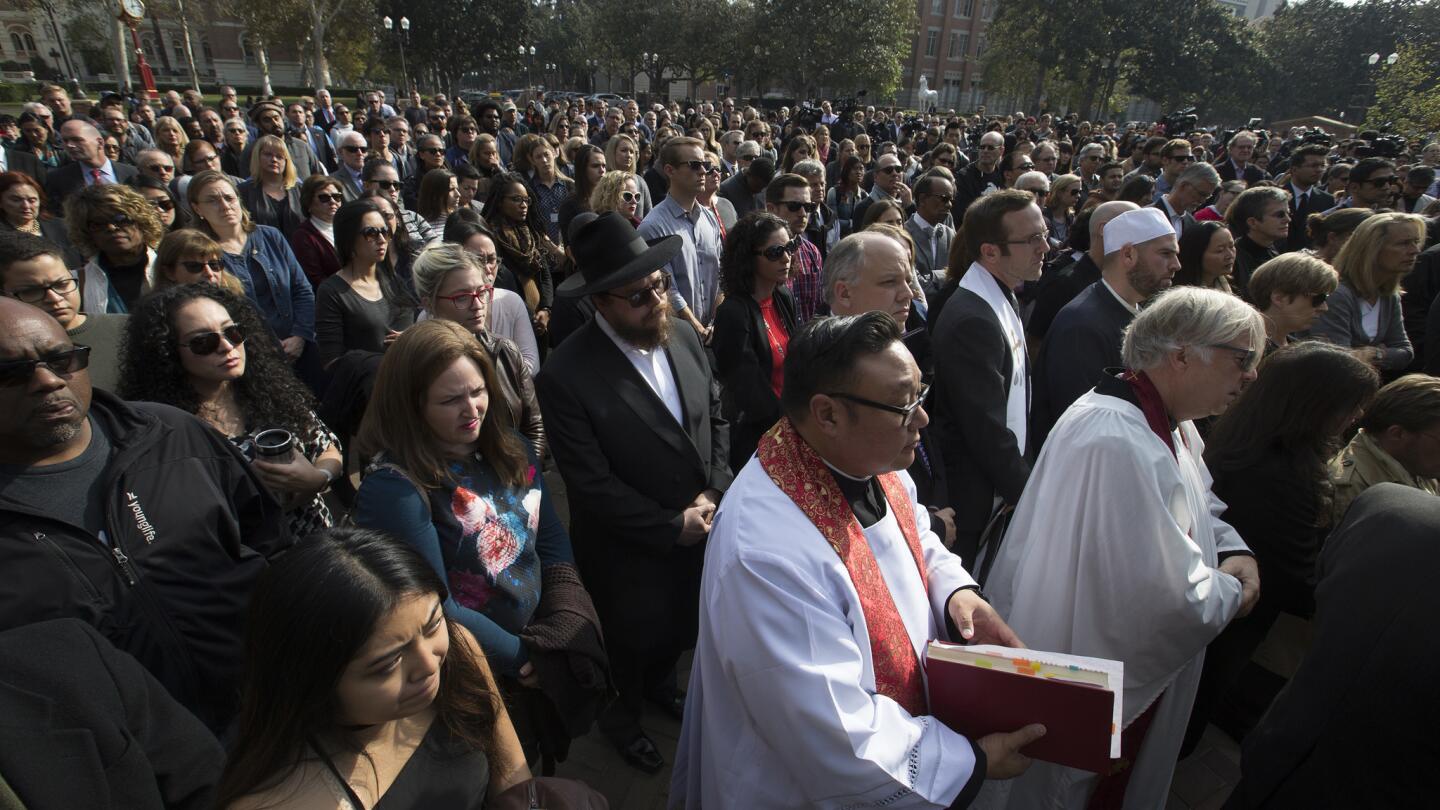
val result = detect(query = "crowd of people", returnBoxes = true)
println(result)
[1,78,1439,809]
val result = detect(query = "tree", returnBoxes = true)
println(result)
[1366,42,1440,132]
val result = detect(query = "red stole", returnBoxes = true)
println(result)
[757,418,930,716]
[1121,370,1177,459]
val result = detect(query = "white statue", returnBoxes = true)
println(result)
[918,75,939,111]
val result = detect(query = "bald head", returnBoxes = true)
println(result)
[1088,201,1140,258]
[59,119,105,167]
[0,298,93,465]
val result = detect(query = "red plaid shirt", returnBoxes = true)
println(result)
[789,236,824,323]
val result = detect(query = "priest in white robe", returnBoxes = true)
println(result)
[671,313,1046,809]
[977,287,1263,810]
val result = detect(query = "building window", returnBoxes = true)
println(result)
[931,0,944,15]
[240,34,257,66]
[173,37,187,64]
[981,0,994,20]
[10,28,37,56]
[8,33,20,55]
[956,0,974,17]
[975,34,988,59]
[948,32,960,60]
[925,29,939,58]
[201,38,213,63]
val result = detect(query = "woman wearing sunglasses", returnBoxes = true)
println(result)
[1247,254,1339,351]
[118,284,342,536]
[590,169,643,227]
[411,242,545,458]
[126,174,188,233]
[712,212,798,472]
[151,229,246,296]
[289,175,345,288]
[1043,173,1082,248]
[64,184,164,314]
[314,199,418,369]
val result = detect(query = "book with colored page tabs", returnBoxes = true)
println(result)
[925,642,1123,774]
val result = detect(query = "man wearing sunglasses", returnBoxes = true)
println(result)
[849,152,912,231]
[334,131,369,201]
[0,232,127,391]
[674,312,1039,808]
[0,295,290,733]
[764,174,825,322]
[638,137,725,341]
[1342,156,1400,212]
[1150,138,1197,203]
[952,130,1005,221]
[242,100,318,180]
[540,213,731,774]
[1227,186,1291,299]
[906,173,956,297]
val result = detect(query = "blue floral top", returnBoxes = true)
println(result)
[354,444,573,675]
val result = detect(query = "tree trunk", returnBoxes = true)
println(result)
[176,0,201,91]
[310,2,332,89]
[1078,62,1097,120]
[113,17,131,93]
[1031,61,1046,113]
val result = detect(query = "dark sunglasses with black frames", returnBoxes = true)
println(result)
[602,274,672,307]
[755,237,800,261]
[0,344,91,386]
[184,325,246,356]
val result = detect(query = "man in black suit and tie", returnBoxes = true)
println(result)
[2,142,45,183]
[930,190,1043,567]
[43,119,137,216]
[1282,144,1335,252]
[1217,130,1269,186]
[1152,161,1219,237]
[537,213,732,774]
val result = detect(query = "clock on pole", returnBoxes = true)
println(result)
[116,0,159,100]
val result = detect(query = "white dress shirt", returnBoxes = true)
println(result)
[957,262,1029,454]
[596,310,683,426]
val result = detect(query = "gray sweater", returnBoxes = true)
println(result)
[1311,281,1413,370]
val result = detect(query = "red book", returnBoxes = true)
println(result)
[924,642,1123,774]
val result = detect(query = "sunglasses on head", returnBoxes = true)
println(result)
[179,259,225,275]
[0,345,91,386]
[184,325,244,355]
[755,237,800,261]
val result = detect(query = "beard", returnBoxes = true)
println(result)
[610,299,672,350]
[1129,263,1174,300]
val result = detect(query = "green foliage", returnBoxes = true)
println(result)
[1365,42,1440,133]
[754,0,915,98]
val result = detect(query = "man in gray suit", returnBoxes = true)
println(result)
[905,173,955,296]
[333,131,368,201]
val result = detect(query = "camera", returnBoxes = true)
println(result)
[1161,107,1198,137]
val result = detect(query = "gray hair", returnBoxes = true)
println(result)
[411,242,480,306]
[1078,143,1106,158]
[1176,161,1219,188]
[1014,171,1050,193]
[822,231,888,306]
[792,158,824,179]
[1122,287,1265,371]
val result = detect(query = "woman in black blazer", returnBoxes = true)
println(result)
[713,211,799,472]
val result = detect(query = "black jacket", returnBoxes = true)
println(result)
[712,287,797,472]
[1284,186,1335,252]
[0,391,291,732]
[930,281,1032,564]
[1228,484,1440,809]
[1401,243,1440,371]
[0,619,224,810]
[42,161,139,216]
[1232,235,1278,302]
[1035,279,1135,442]
[953,162,1005,221]
[536,317,731,654]
[1027,252,1102,342]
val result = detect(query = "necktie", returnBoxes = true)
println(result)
[91,168,106,185]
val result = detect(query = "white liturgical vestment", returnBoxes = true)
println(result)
[975,384,1249,810]
[671,459,981,809]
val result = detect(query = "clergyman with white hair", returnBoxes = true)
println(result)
[976,286,1263,810]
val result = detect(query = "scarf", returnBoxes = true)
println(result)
[493,221,543,312]
[757,418,930,716]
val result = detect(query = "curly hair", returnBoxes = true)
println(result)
[118,284,319,440]
[64,184,165,258]
[720,211,789,297]
[589,170,638,217]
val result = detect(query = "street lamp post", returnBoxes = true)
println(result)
[382,15,411,95]
[586,58,597,93]
[1359,51,1399,122]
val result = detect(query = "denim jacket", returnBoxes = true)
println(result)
[221,224,316,341]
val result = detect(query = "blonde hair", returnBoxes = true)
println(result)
[1333,212,1425,299]
[604,133,639,173]
[590,170,639,215]
[152,116,190,161]
[64,184,165,257]
[1049,174,1082,213]
[249,135,298,189]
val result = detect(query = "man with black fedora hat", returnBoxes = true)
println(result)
[537,212,733,773]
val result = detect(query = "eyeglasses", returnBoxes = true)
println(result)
[602,274,671,307]
[0,345,91,386]
[184,325,245,356]
[506,194,530,205]
[360,226,391,242]
[1207,343,1257,370]
[1310,292,1329,307]
[343,145,369,153]
[620,191,640,203]
[826,383,930,428]
[700,164,721,175]
[419,147,444,155]
[1016,163,1036,171]
[147,164,175,175]
[315,192,344,204]
[877,165,902,174]
[437,286,494,307]
[86,214,136,232]
[470,252,500,266]
[178,259,225,275]
[5,277,78,303]
[147,197,175,212]
[1000,230,1051,249]
[780,201,819,214]
[755,237,800,261]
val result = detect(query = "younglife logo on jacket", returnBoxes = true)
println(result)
[127,491,157,544]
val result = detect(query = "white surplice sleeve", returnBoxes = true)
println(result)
[709,544,979,808]
[905,472,980,631]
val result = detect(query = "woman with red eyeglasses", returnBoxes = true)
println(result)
[118,284,342,536]
[411,241,545,459]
